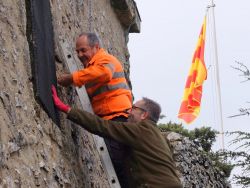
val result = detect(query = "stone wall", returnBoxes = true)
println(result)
[165,132,231,188]
[0,0,230,187]
[0,0,139,187]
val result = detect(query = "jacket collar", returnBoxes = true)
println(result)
[87,48,105,66]
[142,119,157,127]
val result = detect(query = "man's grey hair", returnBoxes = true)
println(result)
[142,97,161,123]
[79,32,100,47]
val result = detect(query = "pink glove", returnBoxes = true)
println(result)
[51,85,70,113]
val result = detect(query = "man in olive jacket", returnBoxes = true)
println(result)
[52,86,182,188]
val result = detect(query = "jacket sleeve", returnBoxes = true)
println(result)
[72,62,114,87]
[67,108,140,147]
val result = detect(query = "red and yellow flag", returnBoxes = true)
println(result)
[178,16,207,124]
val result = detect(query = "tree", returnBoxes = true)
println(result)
[229,61,250,118]
[159,122,218,152]
[159,122,219,153]
[223,62,250,187]
[219,131,250,187]
[158,122,233,177]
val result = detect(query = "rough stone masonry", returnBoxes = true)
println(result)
[0,0,230,187]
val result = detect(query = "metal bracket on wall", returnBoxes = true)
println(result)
[58,40,120,188]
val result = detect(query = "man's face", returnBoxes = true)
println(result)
[128,100,148,123]
[76,36,98,67]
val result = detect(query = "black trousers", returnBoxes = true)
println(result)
[104,116,130,188]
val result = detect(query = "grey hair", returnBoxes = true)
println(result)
[78,32,100,47]
[142,97,161,123]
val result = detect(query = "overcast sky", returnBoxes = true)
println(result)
[128,1,249,185]
[128,0,249,152]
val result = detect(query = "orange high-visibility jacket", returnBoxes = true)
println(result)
[72,48,132,120]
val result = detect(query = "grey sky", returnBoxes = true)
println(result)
[128,0,249,162]
[128,1,249,185]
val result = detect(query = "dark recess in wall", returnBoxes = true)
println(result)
[25,0,60,126]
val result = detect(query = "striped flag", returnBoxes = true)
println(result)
[178,16,207,124]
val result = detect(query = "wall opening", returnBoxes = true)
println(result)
[26,0,60,126]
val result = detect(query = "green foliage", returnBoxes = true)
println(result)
[209,151,234,178]
[158,121,190,137]
[229,63,250,187]
[158,122,233,178]
[190,126,219,152]
[158,122,218,152]
[219,131,250,187]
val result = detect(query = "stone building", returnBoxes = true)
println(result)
[0,0,229,187]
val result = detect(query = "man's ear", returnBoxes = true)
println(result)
[141,111,149,120]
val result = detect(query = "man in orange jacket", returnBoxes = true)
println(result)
[57,32,132,187]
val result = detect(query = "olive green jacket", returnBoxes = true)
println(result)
[68,108,182,188]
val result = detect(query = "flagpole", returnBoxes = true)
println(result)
[209,0,225,150]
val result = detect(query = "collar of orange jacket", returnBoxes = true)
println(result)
[87,48,106,66]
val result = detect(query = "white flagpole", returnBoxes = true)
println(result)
[209,0,225,150]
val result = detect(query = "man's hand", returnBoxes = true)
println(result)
[57,73,73,87]
[51,85,71,113]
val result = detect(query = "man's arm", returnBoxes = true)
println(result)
[52,85,138,146]
[57,62,113,87]
[67,108,140,147]
[72,63,113,87]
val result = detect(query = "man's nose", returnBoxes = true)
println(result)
[125,108,132,113]
[78,52,83,57]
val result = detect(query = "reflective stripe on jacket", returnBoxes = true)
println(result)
[72,48,132,119]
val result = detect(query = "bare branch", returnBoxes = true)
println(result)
[229,61,250,118]
[228,108,250,118]
[231,61,250,82]
[241,78,250,83]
